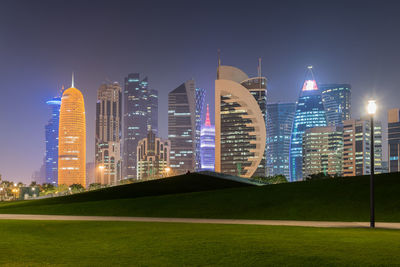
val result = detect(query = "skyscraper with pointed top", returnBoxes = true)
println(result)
[58,75,86,187]
[200,104,215,171]
[289,66,327,181]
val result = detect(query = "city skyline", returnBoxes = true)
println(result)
[1,0,400,182]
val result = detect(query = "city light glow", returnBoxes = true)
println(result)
[367,100,377,115]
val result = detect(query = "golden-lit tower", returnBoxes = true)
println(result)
[58,74,86,187]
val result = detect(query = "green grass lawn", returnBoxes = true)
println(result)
[0,220,399,266]
[1,172,400,222]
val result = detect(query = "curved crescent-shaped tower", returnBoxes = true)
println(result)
[58,85,86,187]
[215,65,266,178]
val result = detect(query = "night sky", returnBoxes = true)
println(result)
[1,0,400,183]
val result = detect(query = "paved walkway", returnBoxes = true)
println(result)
[0,214,399,229]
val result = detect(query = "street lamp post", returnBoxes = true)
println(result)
[367,100,377,228]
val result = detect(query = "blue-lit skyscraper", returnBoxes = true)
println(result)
[195,87,206,171]
[200,104,215,171]
[266,102,296,178]
[289,67,327,181]
[320,84,351,126]
[45,96,62,185]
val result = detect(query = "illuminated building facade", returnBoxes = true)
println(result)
[388,109,400,172]
[200,104,215,171]
[302,126,343,177]
[168,80,196,173]
[320,84,351,126]
[215,65,266,178]
[95,82,122,185]
[195,87,206,171]
[58,81,86,187]
[266,102,296,177]
[342,118,382,176]
[123,73,158,180]
[45,96,61,185]
[289,68,327,181]
[137,130,170,180]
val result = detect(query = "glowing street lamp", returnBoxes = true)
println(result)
[164,167,171,177]
[367,100,376,228]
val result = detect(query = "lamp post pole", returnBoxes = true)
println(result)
[370,113,375,228]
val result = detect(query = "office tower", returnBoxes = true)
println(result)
[58,77,86,187]
[195,87,206,171]
[137,130,170,180]
[86,162,95,186]
[32,163,46,184]
[388,108,400,172]
[168,80,196,173]
[200,104,215,171]
[290,67,327,182]
[302,126,343,178]
[215,64,266,178]
[123,73,158,180]
[95,82,122,185]
[342,118,382,176]
[266,102,296,178]
[45,96,61,185]
[320,84,351,126]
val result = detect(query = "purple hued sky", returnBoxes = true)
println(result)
[1,0,400,183]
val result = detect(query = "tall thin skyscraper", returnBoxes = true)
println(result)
[200,104,215,171]
[123,73,158,180]
[289,67,327,182]
[168,80,196,173]
[320,84,351,126]
[266,102,296,178]
[45,95,61,185]
[387,109,400,172]
[95,82,122,185]
[195,87,206,171]
[215,64,266,178]
[58,76,86,187]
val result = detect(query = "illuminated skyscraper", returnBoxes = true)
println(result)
[95,82,122,185]
[168,80,196,173]
[388,108,400,172]
[58,77,86,187]
[215,63,266,178]
[123,73,158,180]
[342,118,382,176]
[266,102,296,177]
[45,95,61,185]
[320,84,351,126]
[195,87,206,171]
[200,104,215,171]
[289,67,327,181]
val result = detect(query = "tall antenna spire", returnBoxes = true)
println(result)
[71,72,75,88]
[205,104,211,127]
[217,49,221,80]
[258,58,262,77]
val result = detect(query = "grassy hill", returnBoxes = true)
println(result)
[1,172,400,222]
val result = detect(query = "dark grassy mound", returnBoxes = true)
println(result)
[1,172,399,222]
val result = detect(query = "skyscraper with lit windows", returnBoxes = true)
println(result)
[200,104,215,171]
[58,78,86,187]
[388,108,400,172]
[320,84,351,126]
[45,95,61,185]
[123,73,158,180]
[195,87,206,171]
[289,67,327,181]
[95,82,122,185]
[266,102,295,178]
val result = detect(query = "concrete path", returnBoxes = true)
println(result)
[0,214,399,229]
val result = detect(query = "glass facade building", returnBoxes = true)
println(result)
[95,82,122,185]
[123,73,158,180]
[320,84,351,126]
[195,87,206,171]
[200,104,215,171]
[387,109,400,172]
[45,96,61,185]
[266,102,295,178]
[290,74,327,181]
[168,80,196,173]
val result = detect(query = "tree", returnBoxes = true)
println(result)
[251,175,288,185]
[305,172,332,181]
[88,183,101,190]
[69,183,85,193]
